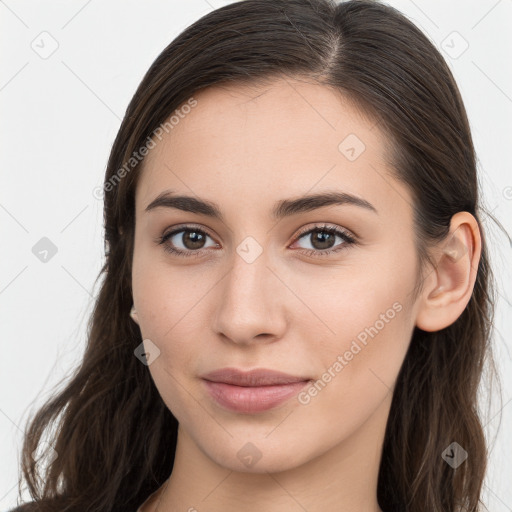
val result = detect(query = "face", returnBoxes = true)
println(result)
[131,77,423,474]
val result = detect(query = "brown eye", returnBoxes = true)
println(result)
[292,225,356,257]
[304,230,337,250]
[175,230,208,250]
[159,227,218,256]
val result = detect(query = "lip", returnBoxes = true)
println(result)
[201,367,312,414]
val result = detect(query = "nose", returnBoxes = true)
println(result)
[212,245,288,347]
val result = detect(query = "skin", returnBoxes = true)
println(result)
[130,77,481,512]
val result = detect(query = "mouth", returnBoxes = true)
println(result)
[201,367,312,414]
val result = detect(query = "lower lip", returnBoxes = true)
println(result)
[202,379,311,413]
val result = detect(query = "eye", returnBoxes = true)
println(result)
[157,225,218,257]
[290,224,356,257]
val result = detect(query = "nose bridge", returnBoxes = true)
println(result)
[213,237,287,344]
[231,236,269,296]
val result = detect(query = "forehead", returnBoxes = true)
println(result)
[135,78,412,224]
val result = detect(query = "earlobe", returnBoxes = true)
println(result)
[130,305,139,325]
[415,212,481,332]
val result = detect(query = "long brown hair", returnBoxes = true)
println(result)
[12,0,504,510]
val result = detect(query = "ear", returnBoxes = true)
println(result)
[130,305,140,325]
[415,212,482,332]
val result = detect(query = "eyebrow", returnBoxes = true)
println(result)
[144,190,378,220]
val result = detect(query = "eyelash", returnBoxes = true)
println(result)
[156,223,357,258]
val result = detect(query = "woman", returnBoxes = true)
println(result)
[10,0,502,511]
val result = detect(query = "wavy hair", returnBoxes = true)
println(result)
[12,0,504,511]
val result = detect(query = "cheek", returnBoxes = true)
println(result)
[131,251,212,402]
[295,309,410,443]
[132,265,201,418]
[303,265,414,418]
[132,238,210,341]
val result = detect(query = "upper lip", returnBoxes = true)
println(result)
[201,367,311,387]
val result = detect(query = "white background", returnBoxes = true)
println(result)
[1,0,511,510]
